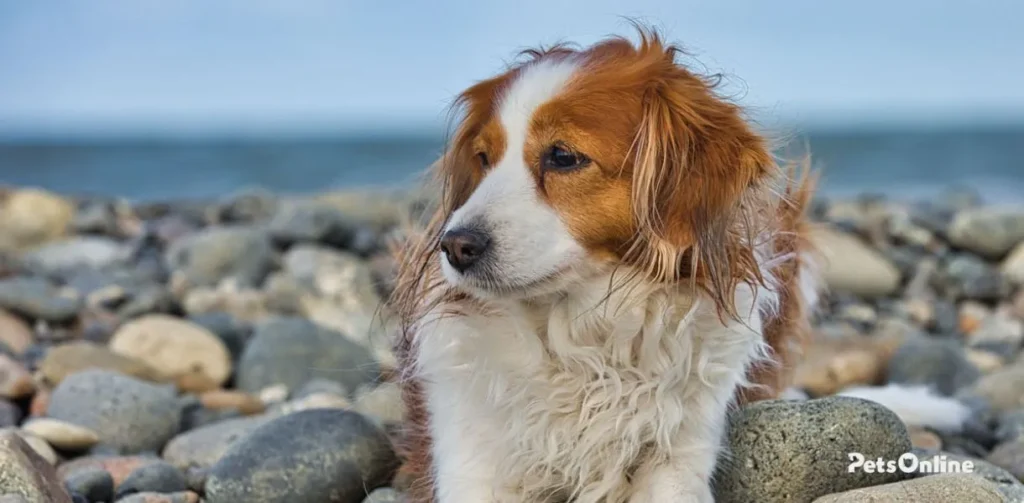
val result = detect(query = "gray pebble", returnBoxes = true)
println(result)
[115,461,188,498]
[165,226,276,288]
[0,276,81,322]
[46,370,180,454]
[999,408,1024,444]
[713,396,912,503]
[886,336,979,395]
[187,312,250,363]
[62,468,114,503]
[162,415,274,472]
[236,317,379,394]
[205,409,399,503]
[267,200,358,248]
[295,378,349,399]
[20,237,124,277]
[938,254,1011,302]
[0,400,21,428]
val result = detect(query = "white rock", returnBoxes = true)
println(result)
[810,226,901,298]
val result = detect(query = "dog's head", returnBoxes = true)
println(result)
[403,26,779,316]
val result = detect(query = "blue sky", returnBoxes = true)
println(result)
[1,0,1022,136]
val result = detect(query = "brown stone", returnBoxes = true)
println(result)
[794,332,903,396]
[38,341,166,386]
[0,354,34,399]
[960,301,992,336]
[199,390,265,416]
[0,308,33,355]
[28,386,50,417]
[908,426,943,451]
[109,314,231,391]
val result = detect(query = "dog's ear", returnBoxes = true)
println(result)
[629,34,775,315]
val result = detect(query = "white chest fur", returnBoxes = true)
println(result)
[413,274,777,503]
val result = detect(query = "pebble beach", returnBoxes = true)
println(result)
[0,182,1022,502]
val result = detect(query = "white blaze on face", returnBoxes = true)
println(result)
[442,60,588,292]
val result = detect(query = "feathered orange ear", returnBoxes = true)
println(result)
[627,33,776,317]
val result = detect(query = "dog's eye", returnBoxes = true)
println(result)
[476,152,490,169]
[542,145,588,171]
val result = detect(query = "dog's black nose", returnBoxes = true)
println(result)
[440,228,490,272]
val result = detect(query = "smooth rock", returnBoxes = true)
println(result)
[886,337,979,395]
[0,354,34,400]
[0,277,81,322]
[916,450,1022,486]
[314,189,413,233]
[199,390,265,416]
[988,438,1024,482]
[1004,242,1024,284]
[971,364,1024,414]
[47,370,180,454]
[0,431,72,502]
[57,455,163,489]
[941,254,1010,302]
[38,341,166,386]
[205,409,399,503]
[28,387,49,417]
[161,415,273,471]
[1014,290,1024,321]
[908,427,943,451]
[969,310,1024,357]
[794,332,904,396]
[281,246,383,344]
[214,188,279,224]
[810,227,900,298]
[20,237,123,275]
[258,384,289,405]
[0,400,21,428]
[267,200,359,248]
[0,188,75,253]
[948,207,1024,259]
[179,284,271,323]
[270,392,351,416]
[187,312,250,363]
[0,309,33,356]
[960,301,992,336]
[62,468,114,503]
[165,226,276,288]
[21,418,100,451]
[236,317,379,395]
[966,349,1006,374]
[116,491,199,503]
[812,473,1004,502]
[713,397,911,503]
[178,399,243,432]
[110,314,232,390]
[999,409,1024,444]
[295,378,349,399]
[7,430,59,464]
[115,461,188,499]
